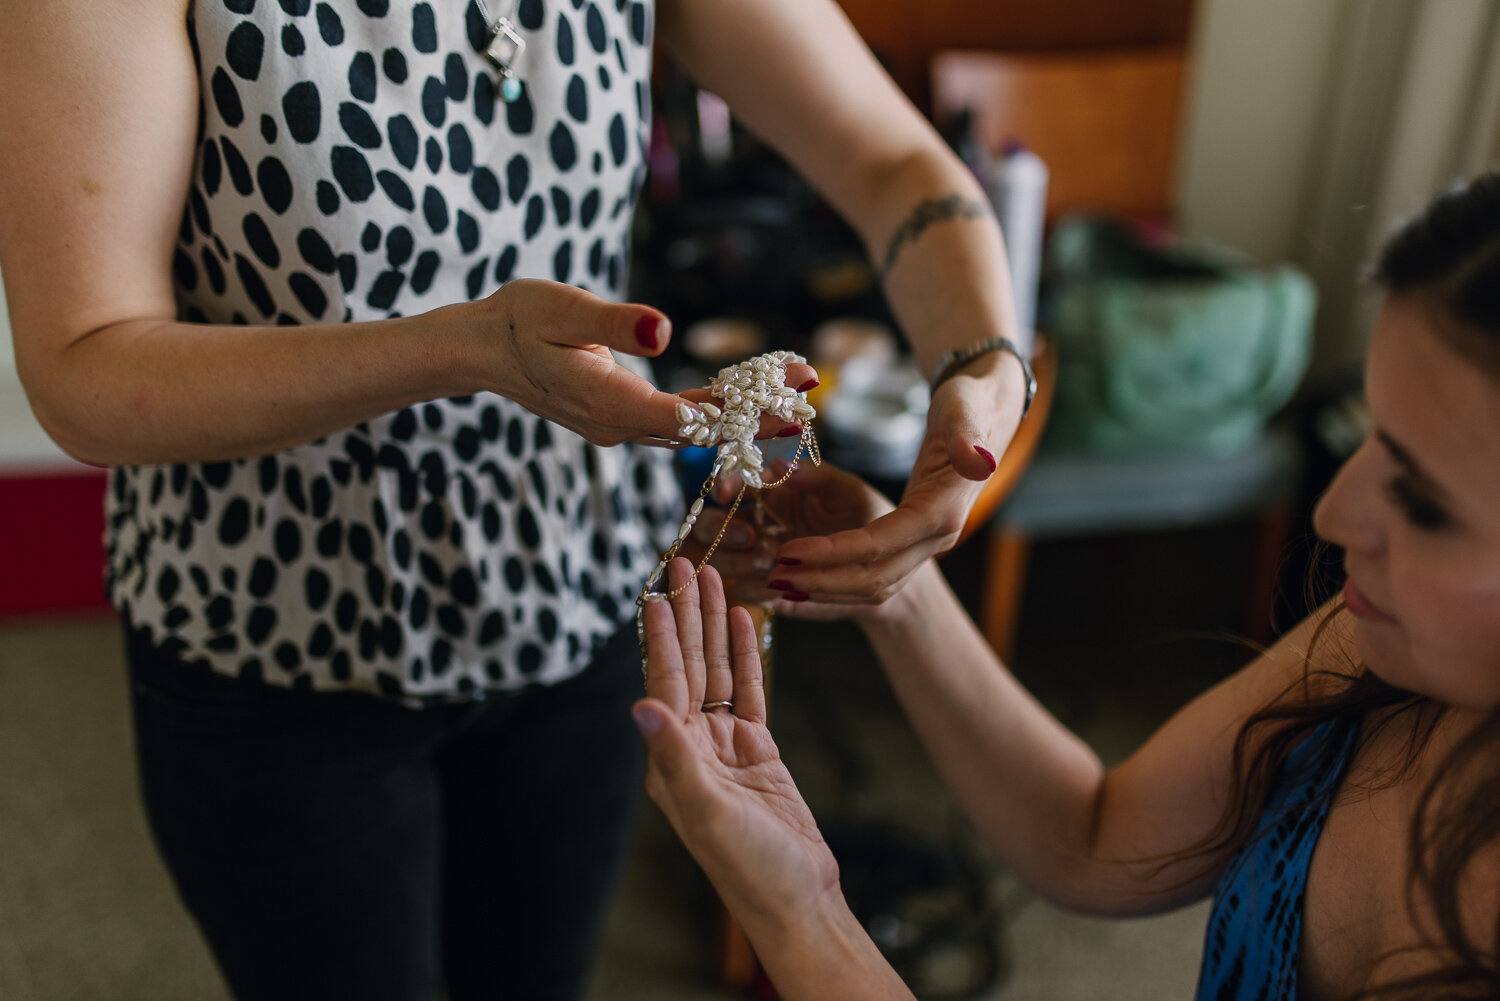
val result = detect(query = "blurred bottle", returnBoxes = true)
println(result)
[986,141,1048,336]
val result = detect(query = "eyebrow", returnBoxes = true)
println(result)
[1375,430,1451,500]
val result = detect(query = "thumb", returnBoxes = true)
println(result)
[631,698,695,779]
[938,398,998,482]
[505,279,670,356]
[575,296,672,358]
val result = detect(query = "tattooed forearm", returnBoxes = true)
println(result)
[879,194,992,278]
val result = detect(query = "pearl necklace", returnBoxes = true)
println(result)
[636,352,820,664]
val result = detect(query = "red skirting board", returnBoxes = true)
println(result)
[0,467,114,618]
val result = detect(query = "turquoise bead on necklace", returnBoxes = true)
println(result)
[474,0,527,103]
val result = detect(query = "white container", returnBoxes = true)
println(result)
[986,145,1048,336]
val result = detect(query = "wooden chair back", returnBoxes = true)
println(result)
[931,48,1189,225]
[836,0,1194,112]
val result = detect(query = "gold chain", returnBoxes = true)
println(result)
[635,423,819,663]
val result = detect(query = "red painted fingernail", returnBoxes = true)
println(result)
[796,378,819,393]
[775,557,802,566]
[634,315,660,351]
[975,445,996,472]
[776,424,803,438]
[768,580,795,591]
[784,591,811,602]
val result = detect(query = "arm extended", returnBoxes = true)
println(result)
[860,566,1348,915]
[657,0,1031,595]
[0,0,811,465]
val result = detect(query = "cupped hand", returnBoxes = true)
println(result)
[633,559,841,927]
[761,356,1026,604]
[691,460,894,614]
[481,279,815,446]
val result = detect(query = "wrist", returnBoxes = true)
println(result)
[928,335,1035,419]
[435,293,509,400]
[858,560,943,638]
[751,892,912,1001]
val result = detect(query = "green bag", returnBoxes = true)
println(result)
[1041,216,1315,455]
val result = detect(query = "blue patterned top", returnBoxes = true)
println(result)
[1194,718,1361,1001]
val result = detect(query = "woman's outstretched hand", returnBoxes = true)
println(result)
[633,559,842,929]
[696,359,1024,606]
[770,359,1024,603]
[756,364,1026,606]
[480,279,815,447]
[694,461,899,616]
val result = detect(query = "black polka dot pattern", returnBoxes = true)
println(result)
[106,0,676,703]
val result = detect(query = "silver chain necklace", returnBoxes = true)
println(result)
[473,0,526,103]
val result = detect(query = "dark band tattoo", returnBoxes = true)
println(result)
[880,194,992,278]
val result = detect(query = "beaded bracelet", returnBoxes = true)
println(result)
[636,351,821,667]
[928,336,1036,418]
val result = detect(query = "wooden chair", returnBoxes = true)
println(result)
[931,47,1188,225]
[830,0,1196,115]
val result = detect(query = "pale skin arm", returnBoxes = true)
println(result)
[634,558,1348,995]
[855,568,1354,914]
[704,462,1355,914]
[0,0,810,467]
[657,0,1030,602]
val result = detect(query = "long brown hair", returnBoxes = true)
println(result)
[1175,171,1500,999]
[1181,606,1500,999]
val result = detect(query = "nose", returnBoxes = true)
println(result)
[1313,442,1384,556]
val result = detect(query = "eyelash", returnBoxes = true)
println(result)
[1387,477,1450,530]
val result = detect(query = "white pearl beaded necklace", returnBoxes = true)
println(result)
[636,351,820,665]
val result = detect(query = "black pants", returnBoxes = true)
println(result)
[126,625,646,1001]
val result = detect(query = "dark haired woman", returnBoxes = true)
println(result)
[636,170,1500,1000]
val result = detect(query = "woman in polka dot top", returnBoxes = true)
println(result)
[0,1,1027,997]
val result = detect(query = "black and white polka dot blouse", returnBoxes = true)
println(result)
[106,0,681,703]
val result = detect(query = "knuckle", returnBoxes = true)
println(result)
[936,513,966,542]
[591,427,627,447]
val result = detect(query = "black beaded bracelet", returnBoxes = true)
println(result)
[928,336,1036,418]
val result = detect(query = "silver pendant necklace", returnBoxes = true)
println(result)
[473,0,526,103]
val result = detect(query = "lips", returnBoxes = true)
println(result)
[1343,577,1395,623]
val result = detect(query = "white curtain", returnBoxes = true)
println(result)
[1298,0,1500,390]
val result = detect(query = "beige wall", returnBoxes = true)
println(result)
[0,273,13,379]
[1174,0,1345,265]
[0,271,79,468]
[1175,0,1500,389]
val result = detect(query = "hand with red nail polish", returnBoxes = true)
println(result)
[765,345,1028,606]
[470,282,816,450]
[688,459,910,619]
[473,278,700,447]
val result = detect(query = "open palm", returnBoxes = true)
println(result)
[634,560,841,925]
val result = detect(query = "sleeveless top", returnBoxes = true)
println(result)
[106,0,681,704]
[1194,718,1361,1001]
